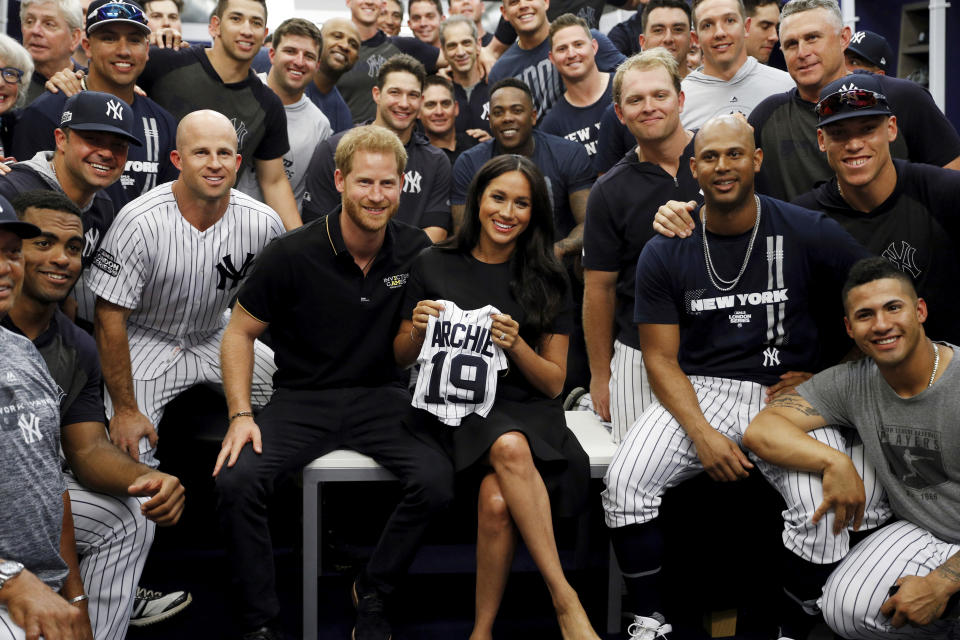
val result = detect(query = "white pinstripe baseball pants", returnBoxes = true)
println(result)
[602,375,892,564]
[68,474,153,640]
[822,520,960,639]
[104,335,276,468]
[610,340,655,444]
[0,609,25,640]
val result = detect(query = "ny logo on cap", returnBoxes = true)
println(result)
[60,110,73,125]
[106,99,124,120]
[851,31,867,44]
[839,83,859,92]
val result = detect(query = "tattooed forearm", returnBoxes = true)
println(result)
[936,553,960,583]
[767,390,823,416]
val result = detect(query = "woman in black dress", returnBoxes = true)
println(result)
[394,155,597,639]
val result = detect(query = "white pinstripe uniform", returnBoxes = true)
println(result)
[87,183,285,468]
[412,301,509,426]
[609,341,654,443]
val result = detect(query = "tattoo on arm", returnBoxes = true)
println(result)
[936,554,960,584]
[767,390,823,416]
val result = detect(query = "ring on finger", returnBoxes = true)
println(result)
[500,332,506,340]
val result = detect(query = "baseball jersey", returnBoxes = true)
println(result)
[583,134,701,349]
[799,344,960,544]
[680,56,794,129]
[750,72,960,202]
[539,74,613,160]
[412,301,509,426]
[793,159,960,346]
[488,30,625,122]
[137,45,289,180]
[0,326,66,590]
[10,90,179,210]
[302,128,452,230]
[452,130,595,240]
[634,196,870,385]
[86,183,285,380]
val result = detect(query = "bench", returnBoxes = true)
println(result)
[301,410,620,640]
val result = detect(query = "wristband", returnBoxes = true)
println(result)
[229,411,254,422]
[68,594,88,604]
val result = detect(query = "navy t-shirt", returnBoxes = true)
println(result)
[750,73,960,202]
[634,196,870,384]
[540,74,613,161]
[12,91,179,210]
[453,79,490,134]
[793,159,960,346]
[593,103,637,174]
[305,84,354,134]
[452,130,595,239]
[608,12,642,57]
[488,30,625,122]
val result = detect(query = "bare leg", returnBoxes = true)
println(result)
[487,432,600,640]
[469,473,517,640]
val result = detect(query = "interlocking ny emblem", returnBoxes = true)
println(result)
[106,99,124,120]
[762,347,780,367]
[216,252,255,290]
[850,31,867,44]
[18,412,43,444]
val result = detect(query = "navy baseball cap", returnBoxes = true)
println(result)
[59,91,144,146]
[815,73,892,128]
[86,0,150,36]
[0,195,40,239]
[846,30,894,73]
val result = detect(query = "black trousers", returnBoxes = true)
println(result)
[215,385,455,629]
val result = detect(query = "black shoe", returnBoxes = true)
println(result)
[241,626,284,640]
[351,576,392,640]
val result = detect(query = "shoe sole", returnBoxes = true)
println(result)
[350,581,391,640]
[128,593,193,627]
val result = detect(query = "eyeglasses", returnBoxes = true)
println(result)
[87,2,147,26]
[815,89,889,118]
[0,67,23,85]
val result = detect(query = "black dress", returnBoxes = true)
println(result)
[402,246,589,518]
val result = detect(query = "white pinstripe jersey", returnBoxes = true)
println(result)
[87,182,285,379]
[412,301,509,426]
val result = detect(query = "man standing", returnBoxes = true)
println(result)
[4,189,189,636]
[239,18,332,207]
[750,0,960,202]
[136,0,301,230]
[448,0,493,46]
[541,14,612,161]
[143,0,181,31]
[679,0,793,128]
[303,54,452,241]
[609,0,693,66]
[602,115,889,639]
[743,0,780,64]
[440,16,490,137]
[419,75,477,164]
[215,125,454,640]
[743,258,960,639]
[408,0,444,47]
[377,0,404,36]
[13,0,178,211]
[306,18,361,134]
[20,0,82,105]
[583,49,699,442]
[87,111,284,467]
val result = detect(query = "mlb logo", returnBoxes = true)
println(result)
[5,372,16,383]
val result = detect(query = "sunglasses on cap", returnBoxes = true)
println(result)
[0,67,23,85]
[88,2,147,24]
[815,89,889,118]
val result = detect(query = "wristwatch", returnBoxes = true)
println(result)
[0,560,24,590]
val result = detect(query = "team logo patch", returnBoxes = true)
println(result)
[92,248,121,277]
[106,99,124,120]
[215,252,255,290]
[230,118,249,150]
[879,425,947,493]
[383,273,409,289]
[729,310,751,327]
[18,412,42,444]
[60,110,73,125]
[882,240,921,278]
[762,347,780,367]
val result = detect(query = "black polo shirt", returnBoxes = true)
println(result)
[237,209,431,391]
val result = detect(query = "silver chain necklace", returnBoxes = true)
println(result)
[701,195,762,292]
[928,342,940,388]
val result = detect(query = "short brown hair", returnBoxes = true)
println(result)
[213,0,267,22]
[612,48,682,104]
[335,125,408,179]
[271,18,321,53]
[691,0,746,27]
[376,53,426,91]
[548,13,591,47]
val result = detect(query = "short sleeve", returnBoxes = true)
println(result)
[811,212,872,280]
[594,104,632,174]
[419,152,452,230]
[401,250,430,320]
[593,30,627,72]
[451,151,478,206]
[86,218,148,310]
[390,37,439,73]
[494,16,516,46]
[797,366,855,427]
[236,237,292,325]
[890,79,960,167]
[253,93,291,160]
[564,142,596,193]
[61,336,107,426]
[301,138,339,222]
[633,242,679,325]
[582,180,622,271]
[10,105,56,161]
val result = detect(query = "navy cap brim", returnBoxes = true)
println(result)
[817,107,892,128]
[64,121,144,146]
[0,220,41,238]
[87,18,151,36]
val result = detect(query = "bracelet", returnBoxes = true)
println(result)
[68,594,88,604]
[229,411,254,422]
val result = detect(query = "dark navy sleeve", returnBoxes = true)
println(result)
[301,137,339,222]
[451,147,483,205]
[562,140,596,193]
[607,21,634,57]
[389,36,440,73]
[593,29,627,72]
[582,176,623,271]
[253,89,290,160]
[809,209,872,275]
[154,104,179,183]
[633,239,680,325]
[10,102,58,161]
[419,149,452,230]
[494,16,516,46]
[882,76,960,168]
[594,103,632,174]
[901,162,960,242]
[139,45,194,95]
[61,329,107,426]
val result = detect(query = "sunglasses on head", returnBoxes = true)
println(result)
[88,2,147,25]
[815,89,888,118]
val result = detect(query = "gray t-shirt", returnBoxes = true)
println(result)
[0,326,67,589]
[680,56,794,130]
[799,344,960,544]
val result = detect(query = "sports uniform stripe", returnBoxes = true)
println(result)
[610,340,654,443]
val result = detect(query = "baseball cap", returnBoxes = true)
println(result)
[0,195,40,239]
[846,30,894,73]
[59,91,144,146]
[815,73,892,128]
[85,0,150,36]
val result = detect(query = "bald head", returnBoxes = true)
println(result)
[319,17,361,75]
[176,110,238,154]
[172,110,241,204]
[323,16,358,38]
[691,114,762,214]
[693,114,756,155]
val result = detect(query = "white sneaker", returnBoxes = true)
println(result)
[627,614,672,640]
[129,586,192,626]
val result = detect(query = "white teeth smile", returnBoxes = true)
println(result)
[876,337,897,344]
[846,158,867,166]
[90,163,111,171]
[43,273,67,281]
[493,221,514,230]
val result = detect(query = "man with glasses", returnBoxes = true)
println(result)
[12,0,178,211]
[19,0,83,105]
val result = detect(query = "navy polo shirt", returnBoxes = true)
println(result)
[453,78,490,134]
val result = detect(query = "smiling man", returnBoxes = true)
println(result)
[13,0,178,212]
[743,0,780,64]
[679,0,792,128]
[408,0,444,47]
[377,0,404,36]
[419,74,477,163]
[20,0,83,105]
[306,17,361,134]
[304,54,452,241]
[440,16,490,136]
